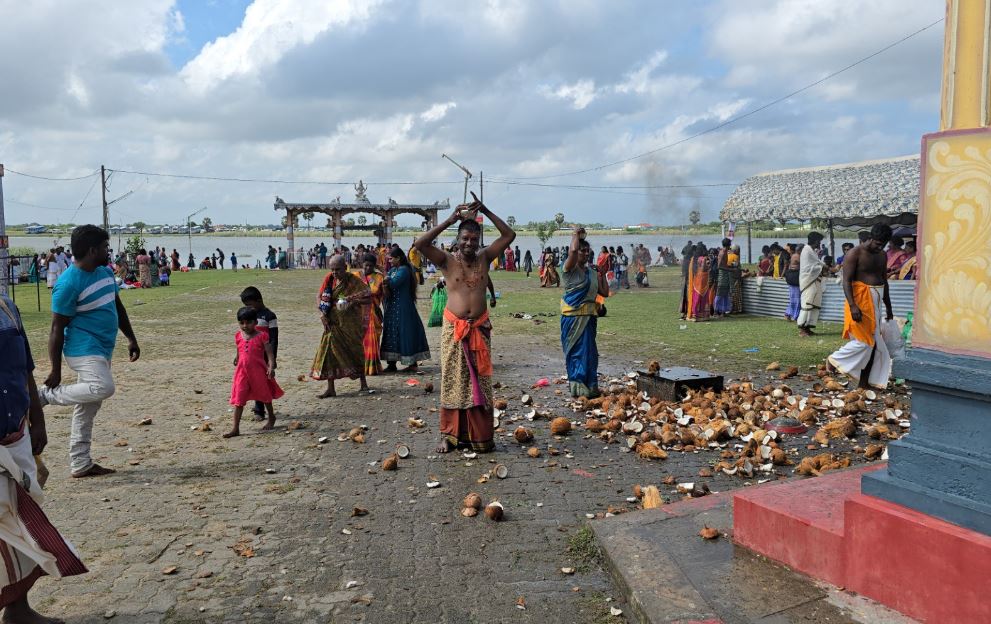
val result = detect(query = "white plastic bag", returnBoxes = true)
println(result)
[880,319,905,359]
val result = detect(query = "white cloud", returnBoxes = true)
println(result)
[420,101,456,123]
[615,50,668,94]
[540,79,598,110]
[180,0,385,93]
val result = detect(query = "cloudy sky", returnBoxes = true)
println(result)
[0,0,945,228]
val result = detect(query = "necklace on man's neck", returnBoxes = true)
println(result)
[456,252,482,288]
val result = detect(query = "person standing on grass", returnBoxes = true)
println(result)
[827,224,894,390]
[679,241,693,318]
[414,196,515,453]
[224,307,283,438]
[713,238,734,317]
[798,232,826,336]
[615,246,630,289]
[784,247,802,321]
[522,249,534,277]
[230,252,237,271]
[40,225,140,478]
[217,248,225,270]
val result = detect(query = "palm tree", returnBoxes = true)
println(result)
[303,211,314,230]
[357,215,367,226]
[554,213,565,226]
[507,215,517,228]
[132,221,146,233]
[688,210,701,226]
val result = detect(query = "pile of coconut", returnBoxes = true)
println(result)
[566,362,909,479]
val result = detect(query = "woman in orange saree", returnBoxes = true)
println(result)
[354,253,385,376]
[690,247,712,321]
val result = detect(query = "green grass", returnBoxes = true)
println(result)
[489,267,845,372]
[12,265,844,374]
[567,525,602,574]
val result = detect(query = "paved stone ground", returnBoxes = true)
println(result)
[27,275,898,623]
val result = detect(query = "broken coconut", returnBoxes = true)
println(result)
[484,501,505,521]
[382,454,399,471]
[463,493,482,510]
[514,427,534,443]
[550,417,572,435]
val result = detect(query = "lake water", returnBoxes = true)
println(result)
[9,232,857,264]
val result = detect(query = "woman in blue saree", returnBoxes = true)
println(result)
[381,247,431,372]
[561,228,609,398]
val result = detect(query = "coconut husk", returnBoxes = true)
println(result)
[550,417,572,435]
[514,427,534,443]
[864,444,885,460]
[642,486,663,509]
[463,493,482,509]
[868,424,898,440]
[637,442,667,460]
[699,526,720,540]
[382,454,398,471]
[770,448,790,466]
[527,447,541,458]
[813,417,857,445]
[493,399,508,410]
[585,418,604,432]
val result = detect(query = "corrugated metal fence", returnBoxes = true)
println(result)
[741,277,916,322]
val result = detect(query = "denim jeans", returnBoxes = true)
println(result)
[40,355,115,475]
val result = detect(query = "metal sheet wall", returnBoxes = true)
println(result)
[741,278,916,322]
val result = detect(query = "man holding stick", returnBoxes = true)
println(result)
[414,194,515,453]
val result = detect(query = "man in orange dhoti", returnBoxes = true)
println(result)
[827,224,894,389]
[414,194,516,453]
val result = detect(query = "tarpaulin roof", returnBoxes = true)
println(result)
[720,154,920,224]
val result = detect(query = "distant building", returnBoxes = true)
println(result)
[624,223,653,230]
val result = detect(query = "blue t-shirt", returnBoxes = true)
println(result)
[51,264,120,359]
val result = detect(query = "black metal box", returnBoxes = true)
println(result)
[636,367,724,402]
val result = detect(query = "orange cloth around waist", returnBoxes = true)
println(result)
[843,281,877,346]
[444,308,493,376]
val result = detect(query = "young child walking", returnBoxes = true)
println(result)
[225,307,283,438]
[239,287,279,420]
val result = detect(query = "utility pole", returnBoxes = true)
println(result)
[101,165,109,232]
[0,164,7,297]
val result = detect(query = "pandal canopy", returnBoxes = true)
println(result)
[720,154,919,228]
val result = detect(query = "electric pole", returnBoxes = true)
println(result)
[101,165,109,232]
[0,164,7,297]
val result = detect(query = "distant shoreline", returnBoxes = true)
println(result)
[7,226,828,239]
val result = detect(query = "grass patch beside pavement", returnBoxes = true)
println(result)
[488,268,845,373]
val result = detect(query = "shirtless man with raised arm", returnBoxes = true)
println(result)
[827,223,893,389]
[415,195,516,453]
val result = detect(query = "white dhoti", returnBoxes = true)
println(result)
[827,284,891,389]
[797,246,824,328]
[0,425,87,608]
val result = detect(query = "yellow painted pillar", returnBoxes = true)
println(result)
[914,0,991,355]
[863,0,991,536]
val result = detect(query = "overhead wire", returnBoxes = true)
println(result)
[5,168,100,181]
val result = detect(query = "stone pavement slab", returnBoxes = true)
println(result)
[592,493,919,624]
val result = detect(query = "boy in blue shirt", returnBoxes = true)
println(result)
[40,225,140,478]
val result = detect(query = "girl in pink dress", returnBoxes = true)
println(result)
[225,307,284,438]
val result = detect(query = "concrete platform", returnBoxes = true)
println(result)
[733,464,991,623]
[592,487,915,624]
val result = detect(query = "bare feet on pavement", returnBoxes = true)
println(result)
[222,430,240,439]
[435,438,455,454]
